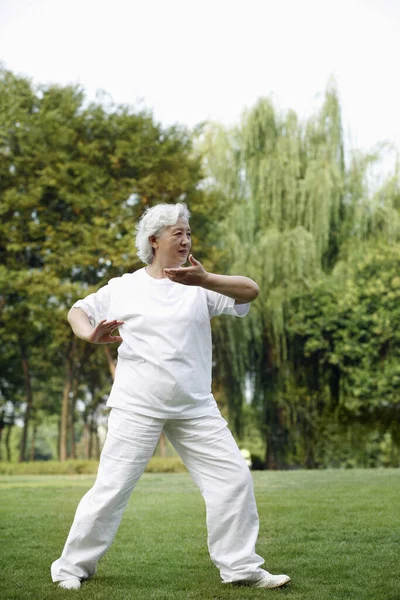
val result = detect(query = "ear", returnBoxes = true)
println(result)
[149,235,158,249]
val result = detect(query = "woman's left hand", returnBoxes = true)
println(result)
[163,255,208,286]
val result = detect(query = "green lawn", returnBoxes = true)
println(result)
[0,469,399,600]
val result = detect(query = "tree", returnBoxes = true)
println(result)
[200,84,400,467]
[0,68,206,461]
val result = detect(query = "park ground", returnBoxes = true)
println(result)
[0,469,399,600]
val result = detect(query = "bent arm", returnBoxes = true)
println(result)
[67,307,123,344]
[163,255,259,303]
[68,307,94,341]
[202,273,259,303]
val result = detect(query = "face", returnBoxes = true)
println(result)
[151,217,192,266]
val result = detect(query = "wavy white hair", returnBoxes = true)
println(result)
[135,203,191,264]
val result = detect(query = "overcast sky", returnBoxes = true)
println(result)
[1,0,400,159]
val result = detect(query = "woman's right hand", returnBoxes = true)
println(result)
[87,319,124,344]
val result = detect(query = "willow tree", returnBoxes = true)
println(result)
[200,84,400,467]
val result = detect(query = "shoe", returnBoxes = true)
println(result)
[58,578,81,590]
[236,573,291,589]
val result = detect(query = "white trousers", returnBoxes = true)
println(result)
[51,407,267,584]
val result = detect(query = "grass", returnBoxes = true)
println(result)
[0,469,399,600]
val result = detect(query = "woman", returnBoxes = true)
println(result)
[51,203,290,591]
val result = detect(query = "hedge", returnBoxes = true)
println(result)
[0,456,187,475]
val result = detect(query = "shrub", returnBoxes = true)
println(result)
[0,456,187,475]
[250,454,266,470]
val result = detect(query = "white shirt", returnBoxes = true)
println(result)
[73,267,250,418]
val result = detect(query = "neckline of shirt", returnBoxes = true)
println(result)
[141,267,175,285]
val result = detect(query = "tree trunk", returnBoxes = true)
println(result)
[265,404,288,470]
[57,417,61,460]
[88,411,101,460]
[29,424,37,461]
[265,423,278,470]
[305,445,316,469]
[68,399,76,459]
[59,340,75,462]
[95,429,100,460]
[103,345,116,380]
[88,428,92,460]
[19,347,33,462]
[0,408,4,462]
[60,379,72,461]
[83,419,90,460]
[68,344,90,459]
[262,342,289,470]
[68,377,79,459]
[159,432,166,457]
[88,414,95,460]
[5,423,12,462]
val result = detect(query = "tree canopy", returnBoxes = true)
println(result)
[1,69,399,468]
[200,85,400,467]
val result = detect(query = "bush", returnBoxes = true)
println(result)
[250,454,266,470]
[0,460,99,475]
[0,456,187,475]
[143,457,186,473]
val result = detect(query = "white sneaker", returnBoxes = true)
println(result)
[58,578,81,590]
[236,573,291,589]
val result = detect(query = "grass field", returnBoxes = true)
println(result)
[1,469,399,600]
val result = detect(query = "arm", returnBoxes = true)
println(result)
[163,255,259,303]
[200,272,259,303]
[68,307,124,344]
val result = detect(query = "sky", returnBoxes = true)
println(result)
[1,0,400,162]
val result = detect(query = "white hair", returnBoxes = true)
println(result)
[135,203,191,264]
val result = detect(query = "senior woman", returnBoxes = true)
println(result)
[51,203,290,591]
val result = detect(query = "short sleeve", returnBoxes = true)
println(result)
[72,284,112,327]
[206,289,250,319]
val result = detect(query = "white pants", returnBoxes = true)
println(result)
[51,407,267,584]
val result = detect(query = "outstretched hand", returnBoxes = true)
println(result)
[87,319,124,344]
[163,255,208,286]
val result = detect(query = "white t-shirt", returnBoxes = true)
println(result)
[73,267,250,418]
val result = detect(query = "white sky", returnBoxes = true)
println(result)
[1,0,400,159]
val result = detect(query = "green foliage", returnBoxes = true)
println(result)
[288,244,400,432]
[201,83,400,468]
[0,67,205,462]
[0,456,186,475]
[0,459,99,475]
[2,66,400,469]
